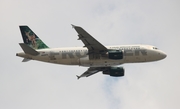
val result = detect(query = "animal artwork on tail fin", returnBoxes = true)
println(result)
[19,26,49,49]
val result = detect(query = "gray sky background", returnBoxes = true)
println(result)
[0,0,180,109]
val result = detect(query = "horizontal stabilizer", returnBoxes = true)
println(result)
[22,58,31,62]
[19,43,39,55]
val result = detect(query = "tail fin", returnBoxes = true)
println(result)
[19,26,49,49]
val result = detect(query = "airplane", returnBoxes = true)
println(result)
[16,25,167,79]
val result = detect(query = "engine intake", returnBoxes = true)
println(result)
[103,67,124,77]
[108,50,123,59]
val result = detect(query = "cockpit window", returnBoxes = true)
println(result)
[153,47,158,50]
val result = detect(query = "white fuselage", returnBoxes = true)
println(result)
[16,45,166,67]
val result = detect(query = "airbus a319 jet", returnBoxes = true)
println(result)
[16,25,167,79]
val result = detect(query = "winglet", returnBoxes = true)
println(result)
[71,24,81,28]
[71,24,75,28]
[76,75,81,80]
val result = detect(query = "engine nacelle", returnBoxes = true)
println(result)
[108,50,123,60]
[103,67,124,77]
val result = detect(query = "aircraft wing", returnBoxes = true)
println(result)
[76,67,111,79]
[72,25,107,59]
[77,67,102,79]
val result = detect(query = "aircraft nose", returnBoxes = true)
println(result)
[159,51,167,59]
[161,52,167,59]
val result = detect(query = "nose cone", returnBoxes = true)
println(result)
[161,52,167,59]
[158,51,167,60]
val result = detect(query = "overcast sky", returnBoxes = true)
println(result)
[0,0,180,109]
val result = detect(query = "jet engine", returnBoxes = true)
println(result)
[107,50,123,60]
[103,67,124,77]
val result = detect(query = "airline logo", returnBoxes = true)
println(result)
[40,49,147,59]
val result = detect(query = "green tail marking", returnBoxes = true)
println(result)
[19,26,49,49]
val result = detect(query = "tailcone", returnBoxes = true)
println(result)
[16,52,27,58]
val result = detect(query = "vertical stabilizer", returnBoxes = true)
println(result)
[19,26,49,49]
